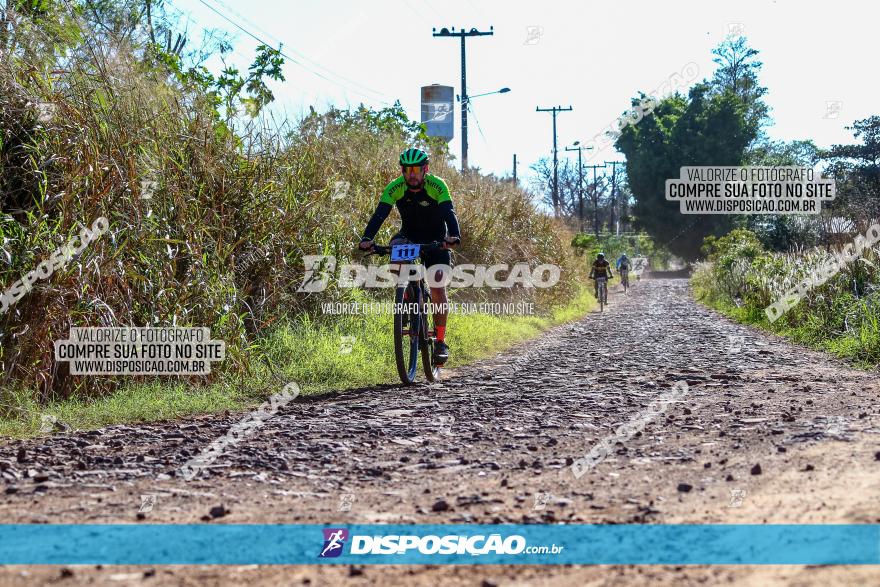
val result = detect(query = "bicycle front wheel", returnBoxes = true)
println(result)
[394,285,420,385]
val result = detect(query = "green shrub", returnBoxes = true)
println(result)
[692,228,880,367]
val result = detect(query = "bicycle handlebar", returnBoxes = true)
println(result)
[365,241,447,257]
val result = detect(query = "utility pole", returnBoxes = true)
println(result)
[512,153,518,186]
[433,26,494,172]
[536,105,572,216]
[604,161,626,235]
[565,142,593,233]
[585,163,606,236]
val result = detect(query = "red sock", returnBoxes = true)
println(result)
[435,326,446,341]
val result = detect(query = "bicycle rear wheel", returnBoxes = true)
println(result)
[394,284,420,385]
[420,284,440,381]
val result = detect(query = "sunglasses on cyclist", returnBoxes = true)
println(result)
[402,165,425,174]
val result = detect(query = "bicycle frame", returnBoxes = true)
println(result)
[595,276,608,310]
[366,241,446,384]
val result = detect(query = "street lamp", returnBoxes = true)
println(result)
[457,87,511,171]
[463,87,510,101]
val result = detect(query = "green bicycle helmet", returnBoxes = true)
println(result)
[399,148,429,166]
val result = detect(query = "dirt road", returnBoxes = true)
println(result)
[2,277,879,585]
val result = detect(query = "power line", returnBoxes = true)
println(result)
[433,25,495,171]
[467,102,488,144]
[565,143,592,232]
[163,2,259,60]
[536,105,573,216]
[195,0,391,106]
[585,163,607,236]
[207,0,391,101]
[164,0,324,105]
[604,160,626,235]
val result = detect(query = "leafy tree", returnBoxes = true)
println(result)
[710,35,769,144]
[822,116,880,227]
[744,139,822,251]
[699,228,765,299]
[0,0,84,71]
[615,83,756,260]
[613,37,771,261]
[745,139,819,167]
[571,231,670,269]
[214,44,285,118]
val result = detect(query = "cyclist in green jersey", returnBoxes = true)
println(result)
[359,148,461,364]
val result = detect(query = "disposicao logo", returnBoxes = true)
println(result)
[319,528,349,558]
[318,528,562,558]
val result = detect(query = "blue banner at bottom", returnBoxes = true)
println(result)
[1,524,878,565]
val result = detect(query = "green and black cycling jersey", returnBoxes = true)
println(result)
[361,174,460,244]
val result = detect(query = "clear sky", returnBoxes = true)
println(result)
[167,0,878,185]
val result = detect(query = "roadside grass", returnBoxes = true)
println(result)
[691,280,880,369]
[691,229,880,370]
[0,289,594,439]
[0,382,245,439]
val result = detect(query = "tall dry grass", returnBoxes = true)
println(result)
[692,228,880,364]
[0,5,584,405]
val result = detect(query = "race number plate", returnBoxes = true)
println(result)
[391,244,420,262]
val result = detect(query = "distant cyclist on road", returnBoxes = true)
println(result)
[589,252,613,298]
[616,253,631,289]
[358,148,461,365]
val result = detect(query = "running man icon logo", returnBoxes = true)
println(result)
[523,25,544,45]
[298,255,337,293]
[426,103,451,122]
[319,528,349,558]
[139,494,156,513]
[727,334,744,354]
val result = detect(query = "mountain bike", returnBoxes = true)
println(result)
[620,268,630,293]
[366,241,445,385]
[594,276,609,312]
